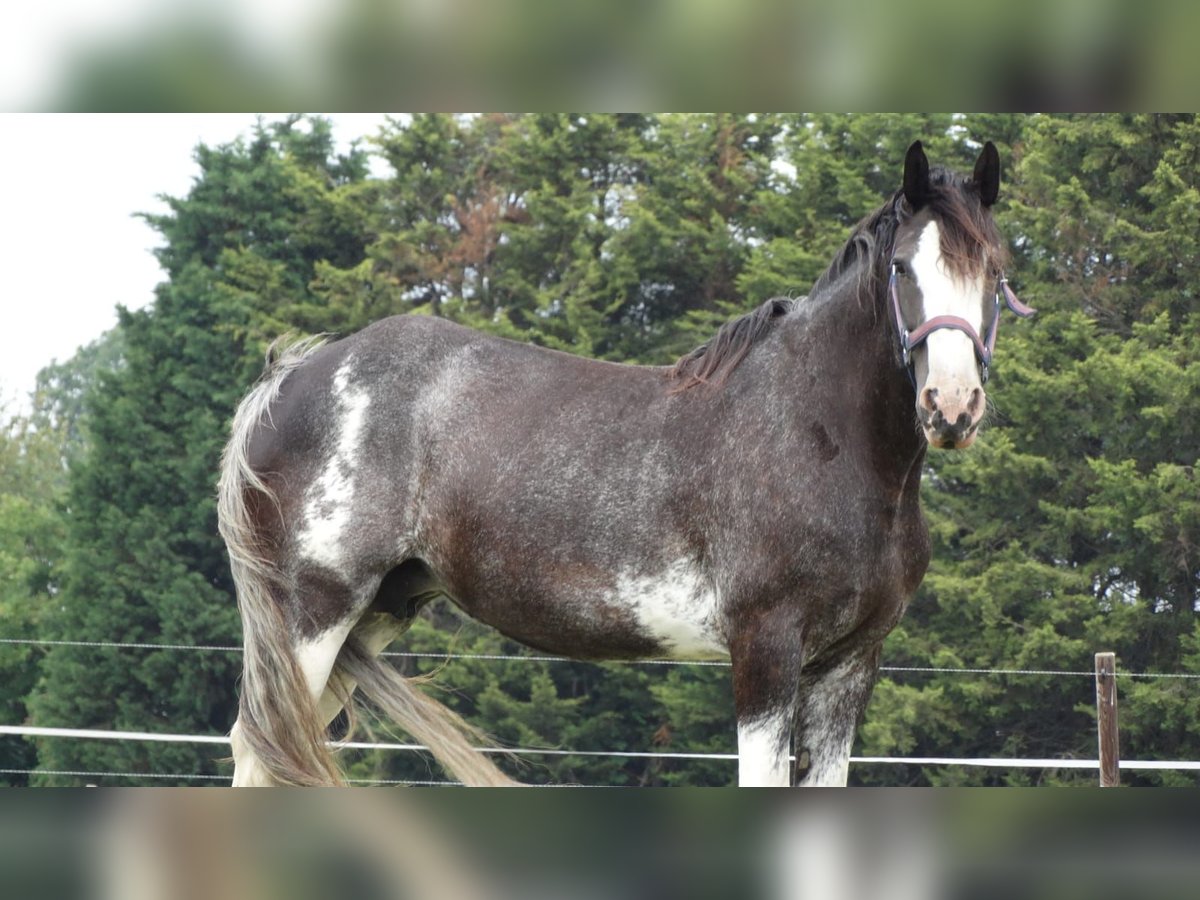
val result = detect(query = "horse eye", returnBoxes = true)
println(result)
[893,261,909,277]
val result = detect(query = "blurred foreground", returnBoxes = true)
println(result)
[3,790,1198,900]
[7,0,1199,108]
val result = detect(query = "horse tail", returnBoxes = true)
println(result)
[335,640,519,786]
[218,336,344,786]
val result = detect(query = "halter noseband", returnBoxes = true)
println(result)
[889,262,1035,385]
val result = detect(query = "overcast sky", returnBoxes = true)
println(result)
[0,113,389,412]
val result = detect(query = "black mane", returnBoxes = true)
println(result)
[668,297,794,391]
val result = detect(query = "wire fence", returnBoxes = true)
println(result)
[3,635,1199,786]
[4,725,1200,783]
[3,636,1200,679]
[0,767,460,786]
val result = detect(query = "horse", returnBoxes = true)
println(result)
[219,140,1034,786]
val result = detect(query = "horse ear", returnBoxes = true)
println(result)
[903,141,931,210]
[972,141,1000,207]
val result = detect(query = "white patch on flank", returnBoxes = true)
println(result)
[613,559,726,659]
[297,359,371,575]
[909,219,987,384]
[738,710,792,787]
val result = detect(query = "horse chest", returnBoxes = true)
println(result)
[741,493,928,645]
[836,504,930,640]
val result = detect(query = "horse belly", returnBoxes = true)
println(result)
[610,560,727,660]
[445,558,727,662]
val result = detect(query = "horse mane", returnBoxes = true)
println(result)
[668,297,794,391]
[668,162,1008,393]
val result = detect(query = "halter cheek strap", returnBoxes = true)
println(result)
[889,264,1035,385]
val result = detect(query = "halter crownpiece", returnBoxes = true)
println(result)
[889,262,1035,385]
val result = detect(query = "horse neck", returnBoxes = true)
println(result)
[777,260,926,489]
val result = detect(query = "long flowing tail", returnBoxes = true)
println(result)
[221,337,517,787]
[219,337,344,786]
[334,640,519,787]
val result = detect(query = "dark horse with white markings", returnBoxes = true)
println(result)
[220,141,1033,786]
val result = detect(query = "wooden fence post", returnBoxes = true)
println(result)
[1095,651,1119,787]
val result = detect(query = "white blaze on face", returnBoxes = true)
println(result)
[909,220,987,391]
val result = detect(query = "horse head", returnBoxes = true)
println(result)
[888,140,1032,449]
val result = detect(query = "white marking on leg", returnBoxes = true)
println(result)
[295,622,356,725]
[803,745,852,787]
[614,559,726,659]
[297,359,370,575]
[230,719,272,787]
[316,614,405,726]
[738,710,792,787]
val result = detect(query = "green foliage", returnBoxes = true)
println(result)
[860,114,1200,786]
[24,116,372,784]
[0,408,68,781]
[5,113,1197,786]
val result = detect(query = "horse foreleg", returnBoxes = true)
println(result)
[737,709,795,787]
[731,614,804,787]
[791,645,881,787]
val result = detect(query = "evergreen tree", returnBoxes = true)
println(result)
[27,117,370,784]
[860,114,1200,785]
[0,330,123,785]
[603,113,781,362]
[0,406,67,782]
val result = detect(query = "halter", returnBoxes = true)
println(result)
[889,261,1036,385]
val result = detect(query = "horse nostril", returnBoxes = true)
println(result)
[968,387,984,417]
[920,387,939,412]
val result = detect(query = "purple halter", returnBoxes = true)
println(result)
[889,262,1036,384]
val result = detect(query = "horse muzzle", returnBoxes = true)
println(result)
[918,385,984,450]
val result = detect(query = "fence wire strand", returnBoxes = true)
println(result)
[2,637,1198,679]
[0,768,459,786]
[6,725,1200,772]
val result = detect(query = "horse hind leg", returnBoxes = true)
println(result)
[290,561,518,788]
[328,605,519,788]
[314,613,403,728]
[230,626,350,787]
[230,573,360,787]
